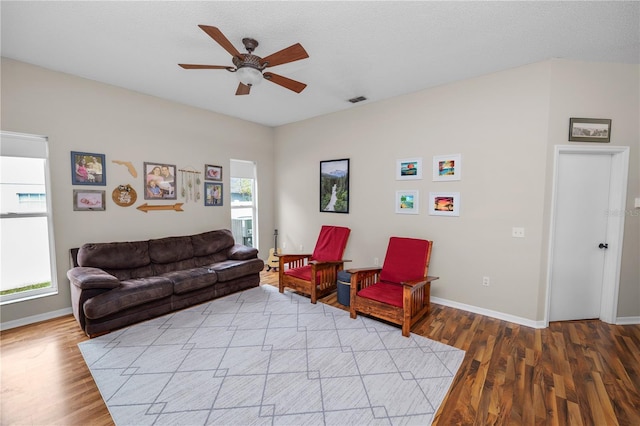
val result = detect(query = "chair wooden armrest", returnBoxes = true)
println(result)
[402,276,439,288]
[276,253,312,259]
[309,260,346,267]
[348,267,382,292]
[346,266,380,274]
[278,253,312,272]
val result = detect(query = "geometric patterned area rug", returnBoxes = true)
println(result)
[78,285,465,425]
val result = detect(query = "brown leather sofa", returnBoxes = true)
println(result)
[67,229,264,337]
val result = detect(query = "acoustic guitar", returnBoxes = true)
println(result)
[266,229,279,271]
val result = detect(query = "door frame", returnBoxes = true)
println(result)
[545,145,629,325]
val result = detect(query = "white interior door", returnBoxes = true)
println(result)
[549,153,612,321]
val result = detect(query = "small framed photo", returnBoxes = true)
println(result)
[144,162,176,200]
[205,164,223,181]
[320,158,350,213]
[569,118,611,142]
[433,154,462,181]
[73,190,105,211]
[396,190,419,214]
[205,182,223,206]
[71,151,106,185]
[396,157,423,180]
[428,192,460,216]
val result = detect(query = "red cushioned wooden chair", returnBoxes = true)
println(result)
[349,237,438,337]
[278,225,351,304]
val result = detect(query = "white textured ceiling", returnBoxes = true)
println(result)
[2,1,639,127]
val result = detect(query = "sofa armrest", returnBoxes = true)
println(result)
[67,267,121,290]
[227,244,259,260]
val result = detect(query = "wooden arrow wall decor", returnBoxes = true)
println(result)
[137,203,184,213]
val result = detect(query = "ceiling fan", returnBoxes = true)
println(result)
[179,25,309,96]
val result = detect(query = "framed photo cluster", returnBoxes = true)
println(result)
[70,151,228,210]
[395,154,462,217]
[71,151,106,211]
[204,165,223,206]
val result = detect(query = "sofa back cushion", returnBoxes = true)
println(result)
[191,229,235,256]
[77,229,242,278]
[149,236,194,264]
[78,241,150,270]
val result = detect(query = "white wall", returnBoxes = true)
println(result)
[275,59,640,324]
[2,58,637,328]
[545,60,640,319]
[0,58,275,325]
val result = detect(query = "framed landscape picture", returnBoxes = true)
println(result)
[396,157,423,180]
[320,158,349,213]
[395,190,419,214]
[428,192,460,216]
[569,118,611,143]
[433,154,462,181]
[71,151,106,185]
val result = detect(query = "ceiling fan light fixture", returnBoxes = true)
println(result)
[236,66,263,86]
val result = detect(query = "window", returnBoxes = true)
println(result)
[230,160,257,248]
[1,131,57,304]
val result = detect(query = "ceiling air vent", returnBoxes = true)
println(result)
[348,96,367,104]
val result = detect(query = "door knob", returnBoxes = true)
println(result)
[598,243,608,249]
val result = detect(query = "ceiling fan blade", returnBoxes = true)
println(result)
[263,72,307,93]
[236,83,251,96]
[198,25,241,58]
[178,64,231,70]
[260,43,309,67]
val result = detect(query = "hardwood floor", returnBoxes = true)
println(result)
[2,269,638,425]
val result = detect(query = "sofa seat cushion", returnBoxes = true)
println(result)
[207,258,265,282]
[285,265,312,281]
[83,277,173,319]
[284,265,325,283]
[163,267,218,294]
[357,281,403,308]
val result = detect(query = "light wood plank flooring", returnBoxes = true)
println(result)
[1,269,638,425]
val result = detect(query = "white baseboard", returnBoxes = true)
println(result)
[431,297,546,329]
[616,316,640,325]
[0,307,72,331]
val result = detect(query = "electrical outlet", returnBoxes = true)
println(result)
[299,244,304,252]
[512,227,525,238]
[374,257,379,266]
[482,276,490,287]
[282,242,287,249]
